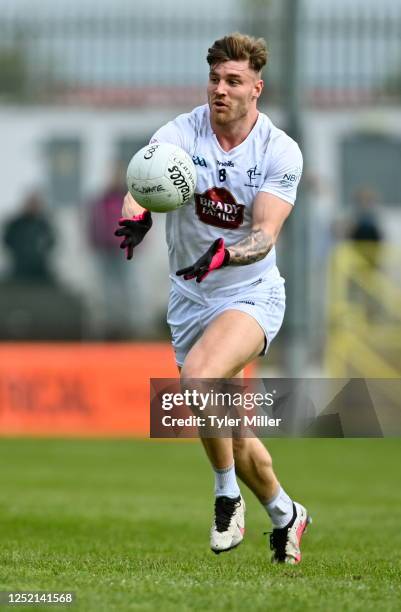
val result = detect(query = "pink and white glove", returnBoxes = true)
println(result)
[176,238,230,283]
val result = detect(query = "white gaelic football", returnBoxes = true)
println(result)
[126,143,197,213]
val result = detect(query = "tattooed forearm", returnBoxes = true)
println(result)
[227,229,274,265]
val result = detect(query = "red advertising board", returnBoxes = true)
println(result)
[0,343,255,437]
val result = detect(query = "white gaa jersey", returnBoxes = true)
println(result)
[151,104,303,302]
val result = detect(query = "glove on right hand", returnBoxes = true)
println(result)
[114,210,153,260]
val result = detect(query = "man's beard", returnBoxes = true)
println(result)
[212,109,232,125]
[211,102,248,126]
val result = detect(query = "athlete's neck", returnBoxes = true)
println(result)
[212,110,259,152]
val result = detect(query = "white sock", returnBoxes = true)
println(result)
[214,463,241,499]
[263,485,294,528]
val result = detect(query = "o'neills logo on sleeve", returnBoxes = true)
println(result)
[195,187,244,229]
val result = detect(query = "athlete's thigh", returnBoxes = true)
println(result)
[182,309,265,378]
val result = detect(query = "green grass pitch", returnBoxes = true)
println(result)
[0,438,400,611]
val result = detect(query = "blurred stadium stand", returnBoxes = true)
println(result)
[0,0,400,377]
[326,243,401,378]
[0,283,86,340]
[1,0,401,107]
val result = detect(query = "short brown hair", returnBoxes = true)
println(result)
[207,32,268,73]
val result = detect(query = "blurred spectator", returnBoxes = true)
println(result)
[349,186,383,269]
[0,191,87,341]
[3,191,56,284]
[88,162,135,339]
[349,186,383,243]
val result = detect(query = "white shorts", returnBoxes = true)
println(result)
[167,278,286,367]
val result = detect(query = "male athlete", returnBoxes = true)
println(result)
[115,33,310,564]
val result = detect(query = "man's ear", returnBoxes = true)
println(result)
[253,79,264,100]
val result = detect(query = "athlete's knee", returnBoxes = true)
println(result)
[181,356,239,379]
[179,360,210,418]
[180,357,213,379]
